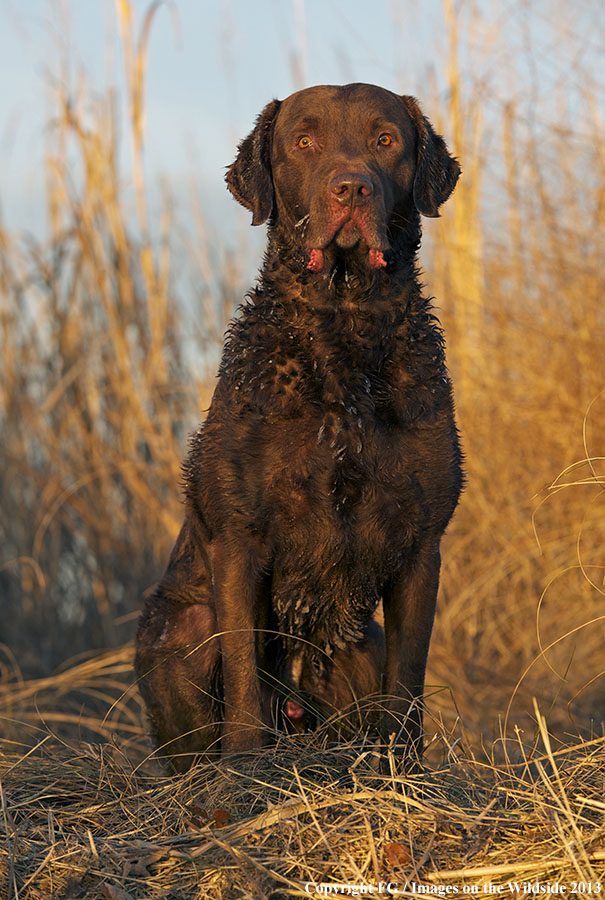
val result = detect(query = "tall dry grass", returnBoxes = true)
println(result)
[0,0,603,750]
[0,2,236,675]
[424,2,605,743]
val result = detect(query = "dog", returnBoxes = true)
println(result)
[135,83,463,772]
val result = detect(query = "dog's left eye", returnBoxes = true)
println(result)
[377,133,393,147]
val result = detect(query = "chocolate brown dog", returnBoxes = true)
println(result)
[135,83,463,771]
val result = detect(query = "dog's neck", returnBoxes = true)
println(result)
[260,209,423,305]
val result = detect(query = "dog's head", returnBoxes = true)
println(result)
[226,83,460,272]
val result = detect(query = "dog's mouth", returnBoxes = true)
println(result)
[306,209,389,273]
[308,246,387,273]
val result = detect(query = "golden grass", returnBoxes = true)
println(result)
[1,694,605,898]
[1,0,604,895]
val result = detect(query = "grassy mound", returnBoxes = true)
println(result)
[1,655,604,899]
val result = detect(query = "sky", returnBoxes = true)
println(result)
[0,0,602,246]
[0,0,444,238]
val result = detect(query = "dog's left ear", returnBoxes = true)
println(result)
[401,95,461,218]
[225,99,281,225]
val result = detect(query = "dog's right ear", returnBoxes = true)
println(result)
[225,99,281,226]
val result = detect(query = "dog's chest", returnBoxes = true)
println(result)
[218,295,455,551]
[265,403,423,554]
[263,408,423,653]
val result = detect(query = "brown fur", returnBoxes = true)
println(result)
[135,83,463,772]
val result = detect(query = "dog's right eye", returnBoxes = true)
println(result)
[296,136,313,149]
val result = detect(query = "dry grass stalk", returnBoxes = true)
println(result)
[0,707,604,898]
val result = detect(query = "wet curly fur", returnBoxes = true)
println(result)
[135,83,463,772]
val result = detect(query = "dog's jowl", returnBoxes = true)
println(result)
[135,83,463,771]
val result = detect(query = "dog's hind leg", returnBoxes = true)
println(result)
[135,523,222,772]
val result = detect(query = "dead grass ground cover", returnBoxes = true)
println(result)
[1,682,605,898]
[1,648,604,898]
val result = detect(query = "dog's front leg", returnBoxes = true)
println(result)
[211,540,266,752]
[382,543,441,764]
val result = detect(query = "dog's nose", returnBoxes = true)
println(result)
[329,173,374,205]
